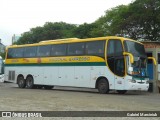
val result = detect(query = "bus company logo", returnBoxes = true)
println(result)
[69,57,90,62]
[37,58,41,63]
[2,112,11,117]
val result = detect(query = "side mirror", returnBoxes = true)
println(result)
[148,57,156,65]
[123,52,134,64]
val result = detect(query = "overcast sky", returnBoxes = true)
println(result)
[0,0,133,45]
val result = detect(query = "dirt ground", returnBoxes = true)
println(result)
[0,82,160,119]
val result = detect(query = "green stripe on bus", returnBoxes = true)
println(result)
[5,62,106,67]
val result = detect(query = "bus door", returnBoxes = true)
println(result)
[107,39,125,90]
[114,56,125,90]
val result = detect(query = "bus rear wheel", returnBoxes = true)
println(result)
[26,76,34,89]
[97,79,109,94]
[117,90,127,94]
[17,76,26,88]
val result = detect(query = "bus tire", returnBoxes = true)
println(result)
[117,90,127,94]
[17,76,26,88]
[26,76,34,89]
[44,85,54,90]
[97,78,109,94]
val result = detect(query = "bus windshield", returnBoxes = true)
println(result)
[124,40,148,78]
[131,57,148,77]
[124,40,147,58]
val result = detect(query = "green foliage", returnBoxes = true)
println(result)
[127,0,160,41]
[16,21,105,44]
[16,22,77,44]
[97,0,160,41]
[97,5,129,36]
[16,0,160,44]
[0,52,5,59]
[73,23,104,39]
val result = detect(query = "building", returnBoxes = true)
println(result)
[0,39,5,53]
[142,42,160,93]
[12,34,21,44]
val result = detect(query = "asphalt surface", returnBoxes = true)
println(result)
[0,82,159,120]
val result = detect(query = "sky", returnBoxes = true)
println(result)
[0,0,133,46]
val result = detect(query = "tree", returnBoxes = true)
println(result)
[95,5,130,37]
[16,22,77,44]
[126,0,160,41]
[98,0,160,41]
[73,23,94,38]
[16,0,160,43]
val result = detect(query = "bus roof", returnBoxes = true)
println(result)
[7,36,141,48]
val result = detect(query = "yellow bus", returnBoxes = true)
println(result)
[5,36,156,94]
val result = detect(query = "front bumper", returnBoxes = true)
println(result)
[125,79,149,91]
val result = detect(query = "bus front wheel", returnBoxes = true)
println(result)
[17,76,26,88]
[97,79,109,94]
[26,76,34,89]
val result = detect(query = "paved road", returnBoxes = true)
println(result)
[0,82,160,119]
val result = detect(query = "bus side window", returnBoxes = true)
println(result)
[37,45,51,57]
[14,48,24,58]
[98,49,103,53]
[85,44,88,54]
[51,44,67,56]
[7,48,14,58]
[68,42,85,56]
[107,40,115,57]
[86,41,105,57]
[24,46,37,58]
